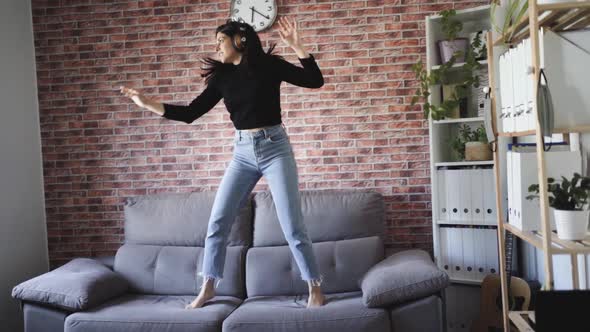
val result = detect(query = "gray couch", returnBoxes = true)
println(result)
[12,190,449,332]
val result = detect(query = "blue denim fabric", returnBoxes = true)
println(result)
[198,123,323,290]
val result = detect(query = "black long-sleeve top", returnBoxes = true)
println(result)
[161,53,324,129]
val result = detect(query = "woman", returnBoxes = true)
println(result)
[120,16,325,309]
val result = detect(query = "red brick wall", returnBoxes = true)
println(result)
[31,0,486,269]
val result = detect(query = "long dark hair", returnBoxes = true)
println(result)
[201,19,283,84]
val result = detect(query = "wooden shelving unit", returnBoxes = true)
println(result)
[487,1,590,331]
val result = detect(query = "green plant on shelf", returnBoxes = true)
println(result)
[526,173,590,211]
[450,124,488,160]
[411,9,484,120]
[491,0,528,46]
[440,9,463,41]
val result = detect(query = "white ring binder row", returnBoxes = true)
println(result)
[436,167,497,226]
[497,28,590,134]
[438,225,499,281]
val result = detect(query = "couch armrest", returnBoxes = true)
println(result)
[12,258,128,312]
[359,249,449,308]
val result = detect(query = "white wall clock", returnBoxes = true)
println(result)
[230,0,278,32]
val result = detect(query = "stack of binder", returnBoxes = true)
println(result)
[439,225,499,281]
[506,143,582,231]
[498,28,590,134]
[437,168,496,226]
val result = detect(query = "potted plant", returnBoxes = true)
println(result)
[450,124,491,161]
[491,0,528,45]
[411,9,484,120]
[438,9,469,64]
[527,173,590,240]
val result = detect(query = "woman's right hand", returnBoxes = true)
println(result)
[120,86,150,109]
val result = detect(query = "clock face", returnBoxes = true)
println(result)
[230,0,277,32]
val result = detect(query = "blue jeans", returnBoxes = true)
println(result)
[198,123,323,290]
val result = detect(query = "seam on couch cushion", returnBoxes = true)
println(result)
[367,274,447,305]
[227,313,384,325]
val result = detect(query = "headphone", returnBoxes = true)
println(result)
[232,24,248,52]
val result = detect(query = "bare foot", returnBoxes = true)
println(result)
[185,287,215,309]
[306,289,326,308]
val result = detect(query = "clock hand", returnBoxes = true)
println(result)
[251,7,270,19]
[250,7,254,23]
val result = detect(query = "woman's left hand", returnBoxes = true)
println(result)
[277,16,301,49]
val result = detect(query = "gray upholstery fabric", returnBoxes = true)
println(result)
[253,190,384,246]
[390,295,443,332]
[23,303,69,332]
[114,244,247,298]
[94,256,115,270]
[222,291,390,332]
[246,237,384,297]
[360,250,450,308]
[64,293,242,332]
[12,258,129,311]
[124,191,253,247]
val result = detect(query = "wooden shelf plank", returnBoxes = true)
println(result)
[504,222,590,254]
[498,125,590,137]
[435,160,494,167]
[431,59,488,71]
[433,116,485,124]
[494,1,590,46]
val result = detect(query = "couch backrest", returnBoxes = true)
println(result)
[114,191,253,298]
[246,190,386,296]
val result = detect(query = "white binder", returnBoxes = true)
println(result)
[446,170,460,222]
[507,48,516,133]
[462,227,476,280]
[470,169,485,225]
[524,38,534,131]
[437,169,449,222]
[486,228,499,275]
[507,150,514,223]
[439,227,449,274]
[450,227,463,279]
[460,170,472,224]
[483,168,497,225]
[474,228,487,279]
[515,42,526,131]
[498,52,509,133]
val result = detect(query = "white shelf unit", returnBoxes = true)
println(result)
[426,4,501,291]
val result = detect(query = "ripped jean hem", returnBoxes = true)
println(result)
[302,274,324,287]
[197,271,222,290]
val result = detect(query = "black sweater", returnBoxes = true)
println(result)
[161,53,324,129]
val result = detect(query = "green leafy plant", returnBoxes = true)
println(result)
[491,0,528,45]
[526,173,590,211]
[450,124,488,160]
[440,9,463,41]
[411,31,484,120]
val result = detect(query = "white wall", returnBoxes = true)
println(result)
[0,0,49,330]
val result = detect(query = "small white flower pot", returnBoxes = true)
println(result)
[553,208,590,240]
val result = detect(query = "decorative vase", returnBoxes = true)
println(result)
[553,209,590,240]
[438,38,469,64]
[465,142,492,161]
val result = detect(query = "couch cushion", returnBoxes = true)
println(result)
[114,244,247,298]
[64,293,242,332]
[253,190,384,247]
[246,237,384,297]
[360,249,450,307]
[12,258,128,312]
[23,302,70,332]
[222,291,390,332]
[124,191,253,247]
[389,295,443,332]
